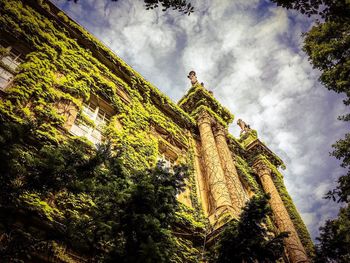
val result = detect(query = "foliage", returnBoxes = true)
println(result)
[0,120,98,261]
[315,204,350,263]
[327,133,350,203]
[238,129,258,147]
[235,155,262,195]
[271,0,350,20]
[69,0,195,15]
[0,119,197,262]
[214,194,288,263]
[0,0,194,149]
[303,20,350,111]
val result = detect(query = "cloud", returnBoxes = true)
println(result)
[52,0,348,240]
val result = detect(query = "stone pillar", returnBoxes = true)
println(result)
[197,111,233,217]
[253,160,309,263]
[192,138,210,217]
[214,125,248,218]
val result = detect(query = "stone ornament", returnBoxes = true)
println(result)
[187,70,199,86]
[237,118,251,135]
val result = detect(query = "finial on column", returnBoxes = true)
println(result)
[187,70,198,86]
[237,118,251,135]
[187,70,206,87]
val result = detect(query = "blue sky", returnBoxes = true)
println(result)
[52,0,349,240]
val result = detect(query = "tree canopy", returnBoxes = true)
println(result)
[0,120,196,262]
[315,205,350,263]
[271,0,350,20]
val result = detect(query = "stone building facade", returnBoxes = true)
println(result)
[0,0,313,262]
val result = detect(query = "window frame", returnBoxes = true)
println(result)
[0,45,22,91]
[70,96,114,145]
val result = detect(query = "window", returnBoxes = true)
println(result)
[0,46,22,91]
[157,153,175,170]
[70,100,112,145]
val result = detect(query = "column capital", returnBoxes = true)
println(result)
[197,110,214,126]
[213,124,227,138]
[252,159,271,177]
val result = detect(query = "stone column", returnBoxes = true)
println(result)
[197,111,233,216]
[253,160,309,263]
[214,125,248,218]
[192,138,210,217]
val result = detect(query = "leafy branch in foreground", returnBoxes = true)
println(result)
[68,0,195,15]
[0,120,191,262]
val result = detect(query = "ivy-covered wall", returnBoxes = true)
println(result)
[0,0,206,260]
[0,0,204,173]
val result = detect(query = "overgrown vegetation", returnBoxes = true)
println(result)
[178,83,234,127]
[0,120,204,262]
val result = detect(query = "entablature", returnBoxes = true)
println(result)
[246,139,284,168]
[178,84,234,127]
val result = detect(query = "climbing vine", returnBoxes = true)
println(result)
[0,0,195,169]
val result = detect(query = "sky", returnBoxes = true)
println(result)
[52,0,348,240]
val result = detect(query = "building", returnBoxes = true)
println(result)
[0,0,314,262]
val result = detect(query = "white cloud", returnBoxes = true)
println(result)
[53,0,348,240]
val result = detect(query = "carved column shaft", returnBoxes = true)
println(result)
[197,112,233,215]
[214,125,248,218]
[253,161,309,263]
